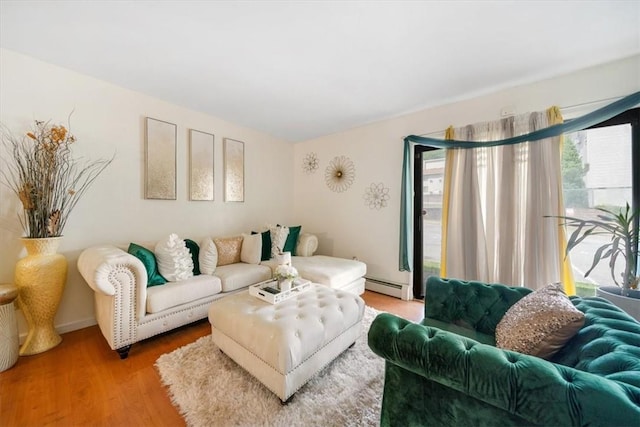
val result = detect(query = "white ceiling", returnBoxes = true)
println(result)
[1,1,639,142]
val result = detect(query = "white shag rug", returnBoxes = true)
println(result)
[155,306,384,427]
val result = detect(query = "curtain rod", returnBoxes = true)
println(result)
[412,95,625,138]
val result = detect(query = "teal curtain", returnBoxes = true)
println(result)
[400,91,640,271]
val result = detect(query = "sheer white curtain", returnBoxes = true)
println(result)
[442,110,568,289]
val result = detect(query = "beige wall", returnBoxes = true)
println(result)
[2,47,638,335]
[0,48,294,335]
[293,54,640,290]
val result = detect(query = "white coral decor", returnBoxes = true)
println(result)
[275,264,298,281]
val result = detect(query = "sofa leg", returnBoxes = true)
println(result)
[116,345,131,360]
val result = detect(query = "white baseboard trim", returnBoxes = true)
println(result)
[58,317,97,334]
[365,277,412,301]
[18,317,97,344]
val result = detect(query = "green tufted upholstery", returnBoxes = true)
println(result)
[368,277,640,427]
[552,297,640,388]
[424,278,532,335]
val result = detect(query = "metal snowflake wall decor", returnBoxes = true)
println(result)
[325,155,355,193]
[302,152,319,174]
[364,182,390,210]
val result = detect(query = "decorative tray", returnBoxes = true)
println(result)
[249,278,312,304]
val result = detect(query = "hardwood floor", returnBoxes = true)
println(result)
[0,291,423,426]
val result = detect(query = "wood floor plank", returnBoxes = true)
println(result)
[0,290,423,426]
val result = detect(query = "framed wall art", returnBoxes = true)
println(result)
[189,129,215,201]
[223,138,244,202]
[145,117,177,200]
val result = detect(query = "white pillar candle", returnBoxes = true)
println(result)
[276,252,291,266]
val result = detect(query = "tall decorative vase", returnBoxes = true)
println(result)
[14,237,68,355]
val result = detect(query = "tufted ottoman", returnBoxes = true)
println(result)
[207,284,365,402]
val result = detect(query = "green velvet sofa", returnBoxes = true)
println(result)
[368,277,640,427]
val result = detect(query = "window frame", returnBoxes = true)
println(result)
[413,145,440,299]
[569,108,639,286]
[582,107,639,216]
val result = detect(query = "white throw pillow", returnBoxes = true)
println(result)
[240,233,261,264]
[270,226,289,259]
[154,234,194,282]
[199,237,218,275]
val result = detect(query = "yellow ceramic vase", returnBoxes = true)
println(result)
[15,237,68,355]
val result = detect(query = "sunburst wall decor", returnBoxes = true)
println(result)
[364,182,390,210]
[325,155,355,193]
[302,152,319,174]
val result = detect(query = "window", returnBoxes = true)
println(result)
[561,108,639,296]
[412,108,639,299]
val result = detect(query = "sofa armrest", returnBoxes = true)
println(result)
[296,233,318,257]
[78,245,146,295]
[78,245,148,320]
[368,313,640,427]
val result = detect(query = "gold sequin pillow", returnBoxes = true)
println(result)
[213,236,243,266]
[495,283,585,359]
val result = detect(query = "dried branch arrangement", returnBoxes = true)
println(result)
[0,115,113,238]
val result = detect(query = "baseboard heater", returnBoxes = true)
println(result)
[365,277,411,300]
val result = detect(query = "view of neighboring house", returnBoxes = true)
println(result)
[571,124,632,208]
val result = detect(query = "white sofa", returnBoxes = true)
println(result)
[77,233,366,359]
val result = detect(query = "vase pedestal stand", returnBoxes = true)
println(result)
[0,284,19,371]
[15,237,68,356]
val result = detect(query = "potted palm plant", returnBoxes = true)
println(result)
[556,203,639,320]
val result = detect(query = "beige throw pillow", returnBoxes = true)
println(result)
[240,233,261,264]
[199,237,218,275]
[214,236,243,266]
[495,283,585,359]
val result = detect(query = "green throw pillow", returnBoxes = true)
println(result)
[127,243,167,286]
[184,239,201,275]
[283,225,302,255]
[252,230,271,261]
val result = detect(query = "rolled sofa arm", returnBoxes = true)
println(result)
[368,313,640,427]
[78,245,147,296]
[296,233,318,257]
[78,245,149,351]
